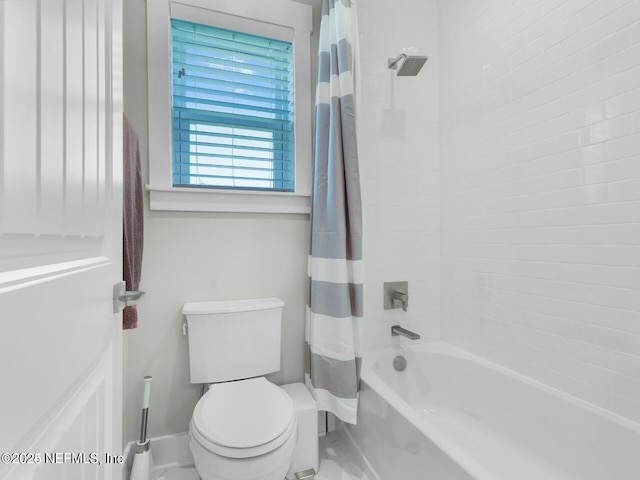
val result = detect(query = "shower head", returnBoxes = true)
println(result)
[388,54,428,76]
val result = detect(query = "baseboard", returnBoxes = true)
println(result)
[121,425,379,480]
[122,432,193,480]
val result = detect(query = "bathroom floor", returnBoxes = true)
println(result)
[154,431,377,480]
[313,431,376,480]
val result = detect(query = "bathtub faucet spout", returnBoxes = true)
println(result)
[391,325,420,340]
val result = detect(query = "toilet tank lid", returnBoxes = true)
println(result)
[182,298,284,315]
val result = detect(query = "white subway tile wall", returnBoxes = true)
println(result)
[440,0,640,422]
[357,0,441,350]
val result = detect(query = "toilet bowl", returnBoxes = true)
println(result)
[189,377,297,480]
[183,299,317,480]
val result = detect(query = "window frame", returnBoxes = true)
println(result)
[147,0,312,214]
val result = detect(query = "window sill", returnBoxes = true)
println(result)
[147,185,311,214]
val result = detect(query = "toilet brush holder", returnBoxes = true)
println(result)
[131,376,155,480]
[131,441,154,480]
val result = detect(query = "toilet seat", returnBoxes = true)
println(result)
[191,377,297,459]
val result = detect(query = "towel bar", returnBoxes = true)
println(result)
[113,281,146,313]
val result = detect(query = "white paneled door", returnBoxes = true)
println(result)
[0,0,123,479]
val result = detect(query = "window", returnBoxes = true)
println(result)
[171,20,295,192]
[147,0,312,213]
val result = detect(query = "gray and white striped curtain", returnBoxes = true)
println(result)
[305,0,363,425]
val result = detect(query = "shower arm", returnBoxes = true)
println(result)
[388,54,408,70]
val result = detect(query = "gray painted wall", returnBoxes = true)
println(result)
[123,0,321,443]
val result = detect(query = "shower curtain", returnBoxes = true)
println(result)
[305,0,363,425]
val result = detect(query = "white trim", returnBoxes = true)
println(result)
[122,432,193,479]
[170,0,312,32]
[147,0,173,192]
[147,185,310,214]
[146,0,312,213]
[170,2,293,42]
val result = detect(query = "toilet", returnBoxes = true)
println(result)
[183,298,318,480]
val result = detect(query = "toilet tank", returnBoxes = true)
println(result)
[183,298,285,384]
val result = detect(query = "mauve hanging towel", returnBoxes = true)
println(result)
[123,115,144,330]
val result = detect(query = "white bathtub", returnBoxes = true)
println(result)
[345,342,640,480]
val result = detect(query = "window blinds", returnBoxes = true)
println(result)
[170,19,295,191]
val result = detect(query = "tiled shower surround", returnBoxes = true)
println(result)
[439,0,640,422]
[358,0,442,350]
